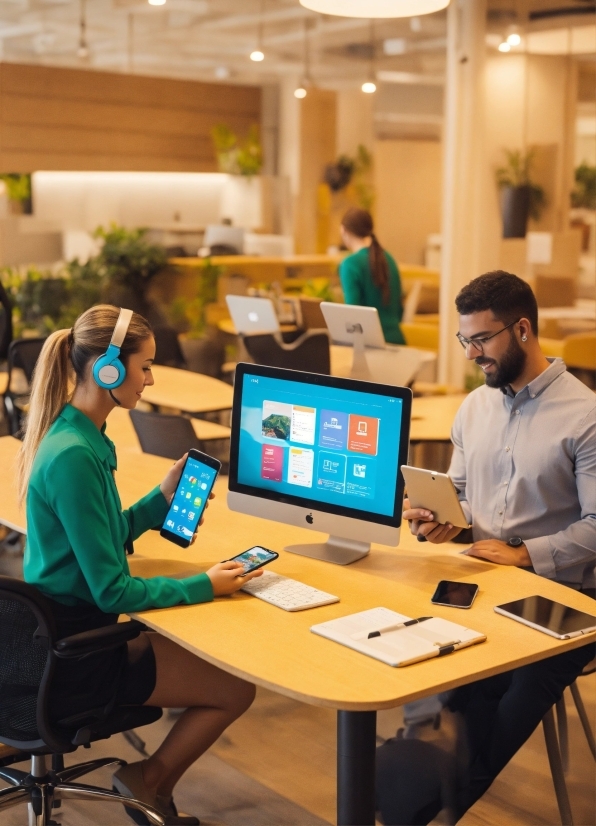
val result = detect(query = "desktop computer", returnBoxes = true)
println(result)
[228,363,412,565]
[320,302,424,386]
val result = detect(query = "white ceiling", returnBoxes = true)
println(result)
[0,0,593,88]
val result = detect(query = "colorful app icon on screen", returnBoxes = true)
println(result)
[194,497,202,507]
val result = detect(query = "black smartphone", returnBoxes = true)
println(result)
[228,546,279,576]
[431,580,479,609]
[160,449,221,548]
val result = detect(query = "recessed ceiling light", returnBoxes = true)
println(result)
[299,0,448,17]
[294,86,307,98]
[148,0,166,6]
[507,33,521,46]
[498,41,511,53]
[250,49,264,62]
[362,81,376,94]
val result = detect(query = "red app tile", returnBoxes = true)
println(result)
[261,443,284,481]
[348,415,379,455]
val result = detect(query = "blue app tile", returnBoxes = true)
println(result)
[318,410,348,450]
[316,451,347,494]
[346,456,376,499]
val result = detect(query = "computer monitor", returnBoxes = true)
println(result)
[226,296,280,335]
[228,363,412,565]
[203,225,245,255]
[321,302,386,349]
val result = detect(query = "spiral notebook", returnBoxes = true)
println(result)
[311,607,486,667]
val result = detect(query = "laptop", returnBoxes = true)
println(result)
[226,296,280,335]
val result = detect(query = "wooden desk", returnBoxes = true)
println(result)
[141,365,233,415]
[410,394,467,442]
[2,434,594,824]
[106,407,230,453]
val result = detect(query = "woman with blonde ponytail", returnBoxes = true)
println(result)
[21,305,262,824]
[339,207,405,345]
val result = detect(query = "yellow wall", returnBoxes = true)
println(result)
[373,139,442,266]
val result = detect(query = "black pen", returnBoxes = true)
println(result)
[365,616,433,640]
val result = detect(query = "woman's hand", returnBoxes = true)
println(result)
[402,498,463,544]
[206,561,263,596]
[160,454,188,503]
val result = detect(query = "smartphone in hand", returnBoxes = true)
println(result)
[160,449,221,548]
[227,546,279,576]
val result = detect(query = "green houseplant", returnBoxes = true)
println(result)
[571,162,596,210]
[495,149,546,238]
[211,124,263,177]
[0,174,32,214]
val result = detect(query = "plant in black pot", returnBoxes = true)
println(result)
[324,155,355,192]
[496,149,546,238]
[88,224,169,324]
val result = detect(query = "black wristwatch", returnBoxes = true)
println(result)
[506,536,524,547]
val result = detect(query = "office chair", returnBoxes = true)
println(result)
[0,281,13,362]
[153,326,187,370]
[242,330,331,375]
[542,657,596,826]
[130,409,205,461]
[0,576,166,826]
[2,338,46,437]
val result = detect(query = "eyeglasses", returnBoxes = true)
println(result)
[456,318,520,354]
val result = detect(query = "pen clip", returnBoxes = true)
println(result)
[434,640,460,656]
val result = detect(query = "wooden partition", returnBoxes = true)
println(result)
[0,63,261,173]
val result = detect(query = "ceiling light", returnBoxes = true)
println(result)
[507,32,521,46]
[214,66,230,79]
[294,87,307,99]
[299,0,449,18]
[362,81,376,93]
[498,41,511,52]
[250,49,264,62]
[148,0,167,5]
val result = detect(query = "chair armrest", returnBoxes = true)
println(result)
[54,619,147,659]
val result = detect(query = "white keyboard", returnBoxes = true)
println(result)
[241,570,339,612]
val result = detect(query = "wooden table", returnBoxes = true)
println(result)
[2,434,594,824]
[141,365,233,415]
[410,394,467,442]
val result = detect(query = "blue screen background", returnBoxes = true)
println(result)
[163,457,217,539]
[238,374,403,517]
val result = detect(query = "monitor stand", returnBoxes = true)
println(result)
[285,535,370,565]
[350,331,373,381]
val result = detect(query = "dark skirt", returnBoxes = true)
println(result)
[47,598,157,723]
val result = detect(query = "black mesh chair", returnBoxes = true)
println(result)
[0,577,166,826]
[153,327,187,370]
[2,338,46,437]
[130,409,204,461]
[242,330,331,375]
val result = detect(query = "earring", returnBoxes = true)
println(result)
[521,335,528,342]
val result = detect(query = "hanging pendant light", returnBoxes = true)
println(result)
[299,0,448,18]
[77,0,89,58]
[294,19,312,98]
[250,0,265,61]
[361,19,376,94]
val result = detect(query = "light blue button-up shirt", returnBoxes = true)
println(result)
[449,359,596,589]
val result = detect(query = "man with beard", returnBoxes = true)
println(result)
[397,270,596,823]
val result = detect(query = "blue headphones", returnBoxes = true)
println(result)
[92,308,134,389]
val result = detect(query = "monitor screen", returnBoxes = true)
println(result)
[229,364,412,527]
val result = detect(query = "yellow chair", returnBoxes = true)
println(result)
[540,332,596,370]
[401,322,439,352]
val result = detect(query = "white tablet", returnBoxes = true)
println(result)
[494,595,596,640]
[401,466,471,529]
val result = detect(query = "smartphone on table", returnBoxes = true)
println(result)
[160,449,221,548]
[431,580,479,609]
[228,546,279,576]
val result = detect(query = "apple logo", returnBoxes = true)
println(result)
[305,513,314,524]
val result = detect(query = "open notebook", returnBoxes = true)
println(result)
[311,607,486,667]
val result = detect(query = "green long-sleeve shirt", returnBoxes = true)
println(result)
[339,247,405,345]
[24,403,213,613]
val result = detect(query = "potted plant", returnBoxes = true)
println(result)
[495,149,546,238]
[168,259,225,376]
[0,174,32,215]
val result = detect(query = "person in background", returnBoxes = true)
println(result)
[339,207,406,345]
[393,271,596,824]
[19,304,263,825]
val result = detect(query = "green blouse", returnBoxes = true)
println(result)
[339,246,405,345]
[24,403,213,613]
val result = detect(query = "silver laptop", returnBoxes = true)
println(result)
[226,296,280,335]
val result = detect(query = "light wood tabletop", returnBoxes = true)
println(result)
[141,365,233,415]
[410,393,467,442]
